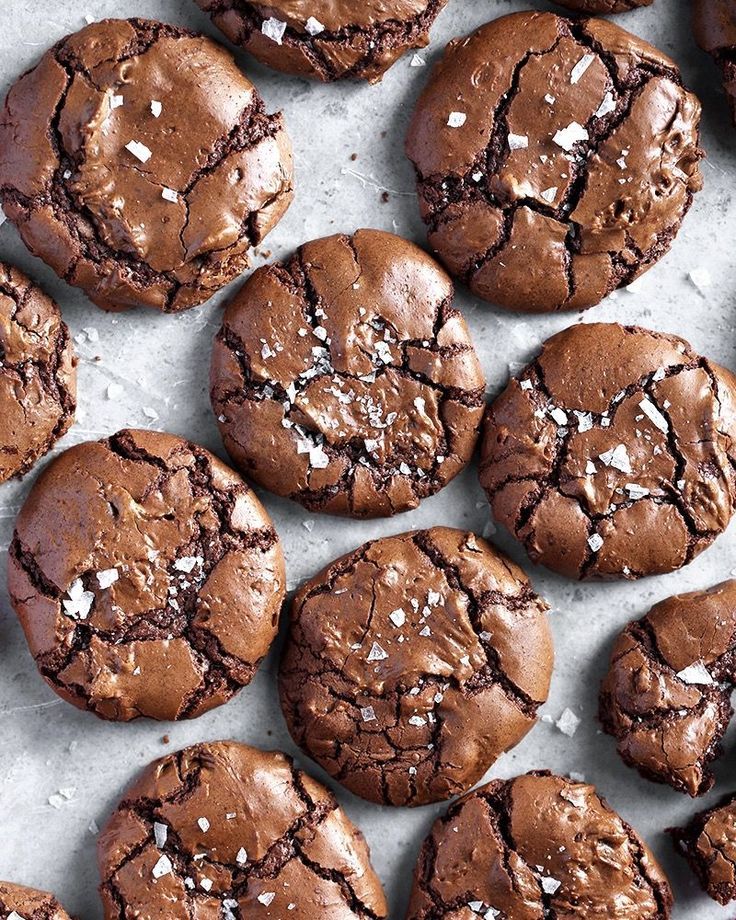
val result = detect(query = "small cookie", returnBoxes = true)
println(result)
[671,791,736,905]
[0,18,293,313]
[407,771,673,919]
[194,0,448,83]
[479,323,736,579]
[279,527,553,806]
[97,741,388,919]
[554,0,652,11]
[0,262,76,482]
[406,11,702,313]
[693,0,736,125]
[600,581,736,796]
[211,230,485,518]
[8,429,285,721]
[0,882,72,920]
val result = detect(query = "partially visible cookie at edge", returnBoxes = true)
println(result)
[211,229,486,518]
[97,741,388,919]
[0,18,293,313]
[0,262,76,482]
[600,580,736,796]
[194,0,448,83]
[671,790,736,905]
[8,429,285,721]
[693,0,736,124]
[554,0,652,12]
[406,771,673,919]
[0,881,73,920]
[479,322,736,579]
[406,11,702,312]
[279,527,553,807]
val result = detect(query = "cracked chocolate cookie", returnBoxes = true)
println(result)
[671,790,736,904]
[194,0,447,83]
[405,11,703,313]
[600,580,736,797]
[407,771,673,919]
[8,429,285,721]
[211,230,485,518]
[554,0,652,12]
[279,527,553,807]
[0,18,293,314]
[693,0,736,125]
[98,740,388,919]
[0,262,76,483]
[0,882,72,920]
[479,323,736,579]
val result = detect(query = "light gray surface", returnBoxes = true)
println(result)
[0,0,733,917]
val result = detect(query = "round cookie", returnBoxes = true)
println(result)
[406,771,673,919]
[479,323,736,579]
[600,580,736,797]
[405,11,703,313]
[554,0,652,12]
[211,230,485,518]
[0,18,293,314]
[0,262,76,482]
[97,740,388,919]
[0,882,72,920]
[693,0,736,125]
[671,790,736,905]
[8,429,285,721]
[194,0,448,83]
[279,527,553,807]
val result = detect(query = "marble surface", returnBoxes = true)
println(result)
[0,1,734,917]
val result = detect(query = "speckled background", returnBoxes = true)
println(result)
[0,1,734,917]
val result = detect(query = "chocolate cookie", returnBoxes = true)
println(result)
[194,1,447,83]
[671,791,736,904]
[98,740,388,919]
[407,771,673,919]
[211,230,485,518]
[0,262,76,482]
[554,0,652,11]
[0,882,72,920]
[405,12,703,313]
[279,527,553,807]
[479,323,736,579]
[600,580,736,797]
[693,0,736,125]
[8,429,285,721]
[0,18,293,314]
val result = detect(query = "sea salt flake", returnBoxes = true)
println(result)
[598,443,631,474]
[361,705,377,722]
[63,578,95,620]
[541,876,562,894]
[549,406,568,426]
[419,626,431,637]
[570,53,595,84]
[154,822,168,848]
[262,17,287,44]
[8,913,25,920]
[96,568,119,589]
[409,715,427,727]
[544,93,556,104]
[367,642,388,662]
[587,533,603,552]
[305,16,324,35]
[520,379,533,391]
[198,817,210,832]
[553,122,589,151]
[625,483,650,500]
[410,53,425,67]
[447,111,467,128]
[676,661,713,685]
[152,854,172,879]
[413,396,426,412]
[389,608,406,627]
[125,140,152,163]
[541,186,558,203]
[508,132,529,150]
[236,847,248,865]
[595,91,616,118]
[309,444,330,469]
[161,187,178,203]
[175,556,202,573]
[258,893,276,906]
[576,411,593,432]
[150,100,162,117]
[556,708,581,737]
[110,94,124,109]
[200,879,213,892]
[585,460,597,475]
[638,398,669,433]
